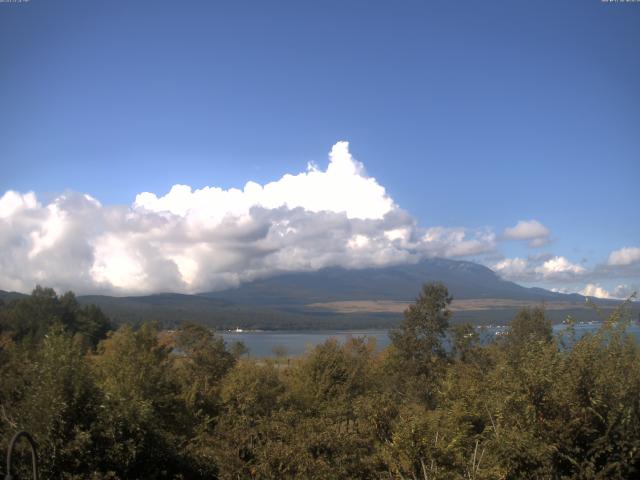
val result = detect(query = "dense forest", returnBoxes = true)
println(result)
[1,284,639,479]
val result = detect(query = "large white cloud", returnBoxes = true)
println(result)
[0,190,38,218]
[612,284,638,299]
[493,251,640,300]
[134,142,394,221]
[535,256,586,279]
[556,283,637,301]
[0,142,497,295]
[607,247,640,266]
[493,255,587,282]
[579,283,612,299]
[492,257,530,279]
[503,219,550,247]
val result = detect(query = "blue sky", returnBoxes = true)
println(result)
[0,0,638,296]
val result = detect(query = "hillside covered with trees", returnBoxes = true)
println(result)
[1,284,639,479]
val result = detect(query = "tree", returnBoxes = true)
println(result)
[174,321,236,401]
[0,286,112,347]
[449,322,479,362]
[91,323,187,478]
[213,360,285,478]
[387,282,452,404]
[2,326,103,478]
[230,340,249,359]
[504,306,552,353]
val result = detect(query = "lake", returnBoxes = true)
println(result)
[220,321,640,358]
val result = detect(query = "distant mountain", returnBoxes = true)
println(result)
[1,258,631,330]
[199,258,584,304]
[0,290,27,303]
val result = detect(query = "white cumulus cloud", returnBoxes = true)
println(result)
[0,142,498,295]
[492,254,588,282]
[134,141,394,221]
[607,247,640,266]
[0,190,39,218]
[492,257,530,279]
[503,219,550,247]
[421,227,496,258]
[612,284,638,300]
[579,283,612,299]
[551,283,637,300]
[534,256,586,279]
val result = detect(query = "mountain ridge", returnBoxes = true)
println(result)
[198,258,587,304]
[1,258,629,329]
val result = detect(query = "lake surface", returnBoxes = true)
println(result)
[220,321,640,358]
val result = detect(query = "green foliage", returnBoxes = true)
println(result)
[229,340,249,359]
[174,321,235,411]
[288,337,375,413]
[1,287,640,479]
[213,360,286,478]
[0,286,112,347]
[504,306,553,351]
[91,323,192,478]
[387,282,452,404]
[450,322,480,362]
[1,327,103,478]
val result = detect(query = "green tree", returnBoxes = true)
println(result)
[213,360,285,478]
[387,282,452,404]
[504,306,552,351]
[549,307,640,478]
[230,340,249,359]
[91,323,189,478]
[0,286,112,347]
[2,326,103,478]
[169,322,237,477]
[174,321,235,409]
[450,322,480,362]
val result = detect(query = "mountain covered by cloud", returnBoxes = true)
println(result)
[1,142,637,298]
[0,142,496,295]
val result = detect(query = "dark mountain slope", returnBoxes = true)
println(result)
[200,258,585,304]
[2,258,630,329]
[0,290,27,303]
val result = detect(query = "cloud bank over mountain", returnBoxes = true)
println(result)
[1,142,636,297]
[0,142,495,295]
